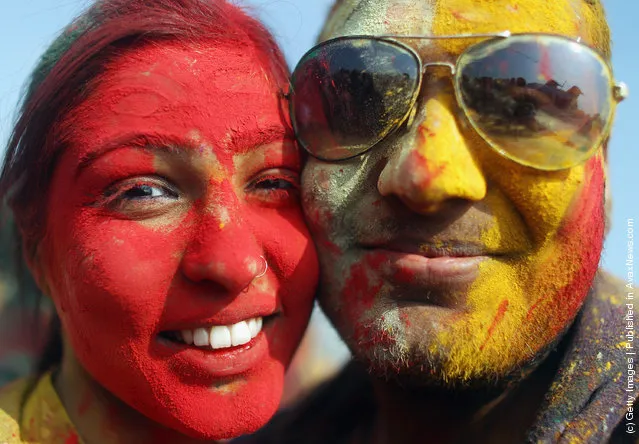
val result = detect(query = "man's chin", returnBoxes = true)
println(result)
[347,328,568,392]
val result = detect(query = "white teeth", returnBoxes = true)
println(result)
[193,328,210,347]
[181,330,194,345]
[248,318,258,337]
[210,326,232,349]
[230,321,252,346]
[176,317,263,350]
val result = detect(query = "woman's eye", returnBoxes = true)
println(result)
[254,178,297,190]
[100,178,180,217]
[249,170,300,206]
[121,184,170,200]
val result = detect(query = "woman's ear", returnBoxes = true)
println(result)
[23,240,52,299]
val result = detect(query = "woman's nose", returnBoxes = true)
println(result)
[180,214,265,294]
[377,87,487,214]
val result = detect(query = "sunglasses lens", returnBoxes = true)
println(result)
[458,35,613,170]
[290,38,420,160]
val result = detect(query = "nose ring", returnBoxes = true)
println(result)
[255,256,268,279]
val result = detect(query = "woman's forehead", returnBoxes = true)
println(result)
[58,41,285,164]
[320,0,590,40]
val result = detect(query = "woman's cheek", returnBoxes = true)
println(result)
[252,207,319,306]
[52,213,185,334]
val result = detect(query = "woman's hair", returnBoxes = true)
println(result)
[0,0,289,375]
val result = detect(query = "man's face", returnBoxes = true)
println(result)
[302,0,609,384]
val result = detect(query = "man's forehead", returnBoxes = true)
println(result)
[320,0,589,42]
[321,0,435,39]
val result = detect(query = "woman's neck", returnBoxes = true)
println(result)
[53,345,218,444]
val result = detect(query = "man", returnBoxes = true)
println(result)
[255,0,633,443]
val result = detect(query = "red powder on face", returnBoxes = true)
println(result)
[41,40,318,439]
[393,264,416,283]
[525,294,547,321]
[399,311,411,327]
[65,433,79,444]
[547,158,605,330]
[411,127,448,192]
[419,125,437,139]
[451,10,465,21]
[480,299,509,351]
[342,253,391,349]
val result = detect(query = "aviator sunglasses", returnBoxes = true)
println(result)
[288,32,628,170]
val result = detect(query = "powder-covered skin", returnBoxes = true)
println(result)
[36,41,318,439]
[303,0,611,384]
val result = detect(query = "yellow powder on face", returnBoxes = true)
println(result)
[320,0,437,40]
[579,0,612,58]
[433,154,605,379]
[316,0,613,381]
[477,149,593,244]
[432,0,582,42]
[403,89,487,204]
[320,0,611,58]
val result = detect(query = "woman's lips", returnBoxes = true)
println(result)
[156,328,270,378]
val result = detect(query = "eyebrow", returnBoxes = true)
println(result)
[75,133,188,178]
[226,124,293,154]
[75,125,293,177]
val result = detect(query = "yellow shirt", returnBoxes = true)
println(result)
[0,374,80,443]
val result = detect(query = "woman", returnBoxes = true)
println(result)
[0,0,318,442]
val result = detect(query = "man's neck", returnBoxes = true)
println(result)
[365,356,560,444]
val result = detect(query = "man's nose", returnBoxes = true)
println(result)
[180,212,265,294]
[377,88,486,214]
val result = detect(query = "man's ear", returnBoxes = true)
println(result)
[603,160,612,238]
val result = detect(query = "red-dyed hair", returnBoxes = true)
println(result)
[0,0,289,374]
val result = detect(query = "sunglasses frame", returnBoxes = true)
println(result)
[288,30,628,170]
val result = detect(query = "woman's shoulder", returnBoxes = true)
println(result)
[0,378,30,442]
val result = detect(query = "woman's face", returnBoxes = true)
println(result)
[36,40,318,438]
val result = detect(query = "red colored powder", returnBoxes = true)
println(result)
[525,294,547,321]
[343,255,386,348]
[65,432,79,444]
[480,299,509,351]
[547,159,605,330]
[42,40,318,440]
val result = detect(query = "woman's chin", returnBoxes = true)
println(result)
[136,363,284,440]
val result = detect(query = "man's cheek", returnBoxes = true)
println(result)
[303,170,343,254]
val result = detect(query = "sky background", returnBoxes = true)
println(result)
[0,0,636,281]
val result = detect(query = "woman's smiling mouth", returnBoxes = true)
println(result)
[161,316,265,350]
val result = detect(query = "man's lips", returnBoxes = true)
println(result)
[359,241,496,300]
[376,249,485,285]
[362,239,497,258]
